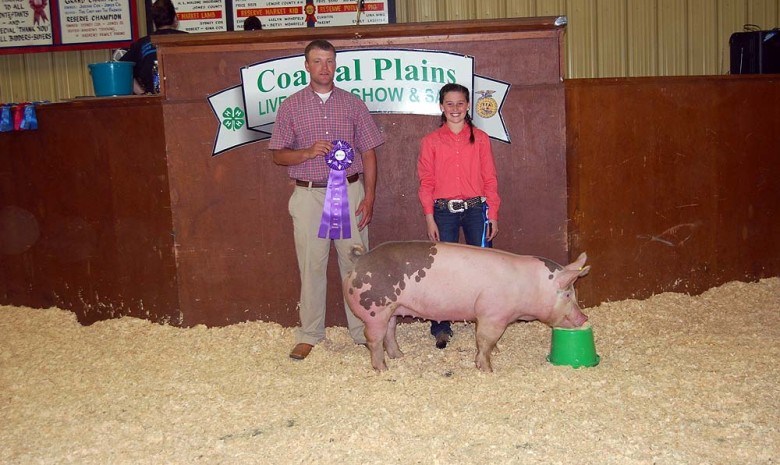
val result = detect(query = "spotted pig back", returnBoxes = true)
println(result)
[344,241,588,328]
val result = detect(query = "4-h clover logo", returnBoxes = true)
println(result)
[221,107,245,131]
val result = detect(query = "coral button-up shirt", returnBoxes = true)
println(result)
[417,124,501,220]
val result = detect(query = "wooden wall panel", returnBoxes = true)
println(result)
[0,98,180,324]
[155,20,569,327]
[4,22,779,329]
[566,75,780,306]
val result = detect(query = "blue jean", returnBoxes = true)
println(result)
[430,203,487,336]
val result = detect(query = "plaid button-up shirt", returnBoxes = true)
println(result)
[269,85,384,183]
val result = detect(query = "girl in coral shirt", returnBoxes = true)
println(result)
[417,83,501,349]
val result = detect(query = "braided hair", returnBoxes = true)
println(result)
[439,83,475,144]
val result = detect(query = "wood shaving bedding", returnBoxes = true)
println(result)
[1,278,778,464]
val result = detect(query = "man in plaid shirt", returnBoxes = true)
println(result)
[269,39,385,361]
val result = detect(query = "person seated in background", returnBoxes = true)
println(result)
[243,16,263,31]
[120,0,187,94]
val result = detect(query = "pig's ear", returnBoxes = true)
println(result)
[554,265,591,290]
[563,253,590,277]
[566,252,587,271]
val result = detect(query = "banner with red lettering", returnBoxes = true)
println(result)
[232,0,392,31]
[171,0,227,33]
[0,0,395,54]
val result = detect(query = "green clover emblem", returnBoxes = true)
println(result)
[221,107,245,131]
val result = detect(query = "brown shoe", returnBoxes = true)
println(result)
[289,343,313,360]
[435,332,451,349]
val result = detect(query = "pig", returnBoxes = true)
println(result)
[343,241,591,372]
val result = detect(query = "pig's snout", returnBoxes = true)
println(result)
[556,307,589,329]
[569,311,589,328]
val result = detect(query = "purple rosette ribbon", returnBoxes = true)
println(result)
[318,140,354,239]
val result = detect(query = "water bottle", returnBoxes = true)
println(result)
[152,60,160,94]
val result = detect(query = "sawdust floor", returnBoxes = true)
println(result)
[1,278,778,465]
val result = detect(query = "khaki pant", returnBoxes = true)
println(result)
[289,179,369,345]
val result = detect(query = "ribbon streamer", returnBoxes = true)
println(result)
[481,202,492,248]
[13,105,24,131]
[20,104,38,130]
[0,105,12,132]
[318,140,354,240]
[29,0,48,25]
[304,1,317,26]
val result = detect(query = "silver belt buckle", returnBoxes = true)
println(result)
[447,199,466,213]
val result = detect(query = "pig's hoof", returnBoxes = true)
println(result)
[475,362,494,373]
[435,332,450,349]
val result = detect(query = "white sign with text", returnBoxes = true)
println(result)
[209,48,510,156]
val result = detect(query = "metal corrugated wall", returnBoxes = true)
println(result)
[1,6,145,104]
[1,0,778,102]
[396,0,779,77]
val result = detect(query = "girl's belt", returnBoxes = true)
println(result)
[434,196,484,213]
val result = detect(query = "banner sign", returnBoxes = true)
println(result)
[0,0,54,48]
[208,49,510,156]
[471,75,510,145]
[171,0,227,33]
[232,0,390,30]
[59,0,134,44]
[0,0,137,55]
[209,85,272,154]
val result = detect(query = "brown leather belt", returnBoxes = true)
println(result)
[295,173,359,188]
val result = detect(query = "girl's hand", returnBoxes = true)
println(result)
[487,219,498,241]
[425,215,439,241]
